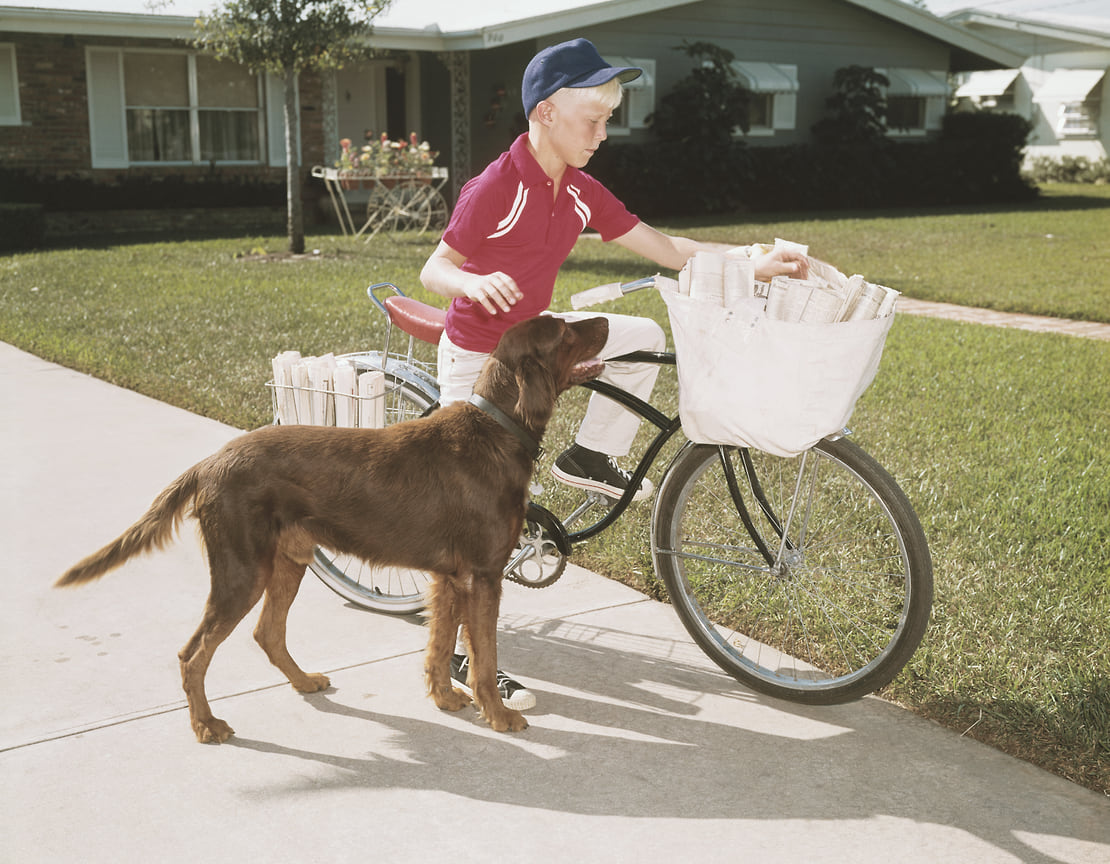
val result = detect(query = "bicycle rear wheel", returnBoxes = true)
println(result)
[652,438,932,704]
[308,368,436,614]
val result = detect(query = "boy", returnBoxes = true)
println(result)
[420,38,807,710]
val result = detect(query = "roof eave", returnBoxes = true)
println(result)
[0,8,197,40]
[368,0,701,51]
[945,10,1110,51]
[842,0,1025,69]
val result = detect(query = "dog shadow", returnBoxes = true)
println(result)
[225,621,1100,864]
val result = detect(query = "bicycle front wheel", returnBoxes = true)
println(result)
[652,438,932,704]
[308,369,436,614]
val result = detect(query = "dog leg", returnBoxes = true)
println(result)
[254,554,330,694]
[179,602,254,744]
[465,573,527,732]
[425,577,470,713]
[178,550,266,743]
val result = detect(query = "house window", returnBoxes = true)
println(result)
[1058,100,1100,136]
[0,43,20,126]
[729,61,798,136]
[886,96,926,130]
[123,52,261,163]
[1033,69,1105,139]
[604,56,655,135]
[881,68,947,136]
[87,48,264,167]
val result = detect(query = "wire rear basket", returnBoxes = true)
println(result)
[266,352,437,428]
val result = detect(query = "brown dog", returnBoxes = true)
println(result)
[57,315,608,742]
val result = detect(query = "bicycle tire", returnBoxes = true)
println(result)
[308,369,436,614]
[652,438,932,704]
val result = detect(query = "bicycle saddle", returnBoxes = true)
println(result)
[384,295,447,345]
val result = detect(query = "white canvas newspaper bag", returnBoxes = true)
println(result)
[661,284,894,458]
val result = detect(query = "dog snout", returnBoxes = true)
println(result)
[569,316,608,355]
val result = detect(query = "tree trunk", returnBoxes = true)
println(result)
[284,67,305,254]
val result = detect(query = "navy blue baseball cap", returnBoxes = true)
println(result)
[522,38,642,118]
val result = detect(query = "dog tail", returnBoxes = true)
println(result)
[55,464,203,588]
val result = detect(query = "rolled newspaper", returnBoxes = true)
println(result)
[333,361,357,428]
[358,370,386,429]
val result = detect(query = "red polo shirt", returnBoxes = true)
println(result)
[442,133,640,352]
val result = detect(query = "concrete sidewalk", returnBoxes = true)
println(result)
[1,341,1107,864]
[897,297,1110,341]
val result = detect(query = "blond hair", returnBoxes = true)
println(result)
[543,77,624,113]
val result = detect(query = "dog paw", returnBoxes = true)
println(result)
[430,686,472,713]
[485,707,528,733]
[293,673,331,693]
[194,717,235,744]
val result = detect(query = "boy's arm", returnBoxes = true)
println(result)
[611,222,808,281]
[420,240,523,316]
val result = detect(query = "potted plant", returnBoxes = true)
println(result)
[337,132,438,189]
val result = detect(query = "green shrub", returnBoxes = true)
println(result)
[594,60,1035,214]
[0,203,45,250]
[0,167,286,211]
[1025,155,1110,184]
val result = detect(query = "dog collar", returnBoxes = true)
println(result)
[467,394,542,461]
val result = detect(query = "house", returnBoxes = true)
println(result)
[1,0,1022,218]
[948,10,1110,163]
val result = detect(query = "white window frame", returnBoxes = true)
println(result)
[0,43,21,126]
[728,61,798,137]
[86,46,277,168]
[604,56,655,136]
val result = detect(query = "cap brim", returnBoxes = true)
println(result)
[569,65,643,90]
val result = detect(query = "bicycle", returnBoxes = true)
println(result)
[277,279,933,706]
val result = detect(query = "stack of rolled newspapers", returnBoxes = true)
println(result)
[270,351,386,428]
[678,238,899,323]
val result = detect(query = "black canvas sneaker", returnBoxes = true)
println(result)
[550,444,653,502]
[450,653,537,711]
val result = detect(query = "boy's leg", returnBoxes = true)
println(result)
[568,312,666,456]
[550,312,666,499]
[436,332,490,407]
[437,331,537,711]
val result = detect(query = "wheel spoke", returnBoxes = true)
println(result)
[308,370,436,613]
[652,440,931,704]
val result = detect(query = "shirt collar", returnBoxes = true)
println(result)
[509,132,577,191]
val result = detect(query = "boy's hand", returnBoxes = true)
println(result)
[754,248,809,282]
[464,271,523,315]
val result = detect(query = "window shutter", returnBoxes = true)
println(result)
[86,48,127,168]
[0,44,21,125]
[626,58,656,128]
[925,95,945,130]
[772,93,797,130]
[265,72,301,167]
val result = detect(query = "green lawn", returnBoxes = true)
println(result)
[2,184,1108,794]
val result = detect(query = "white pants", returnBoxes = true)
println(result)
[437,311,665,457]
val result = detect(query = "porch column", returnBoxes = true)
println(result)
[438,50,471,201]
[321,69,338,169]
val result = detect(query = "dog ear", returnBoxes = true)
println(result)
[513,355,557,429]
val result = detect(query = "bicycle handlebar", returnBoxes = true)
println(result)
[570,275,660,310]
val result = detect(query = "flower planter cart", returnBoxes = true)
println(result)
[312,166,449,239]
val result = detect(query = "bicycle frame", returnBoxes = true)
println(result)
[357,281,797,571]
[308,280,931,704]
[560,362,791,571]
